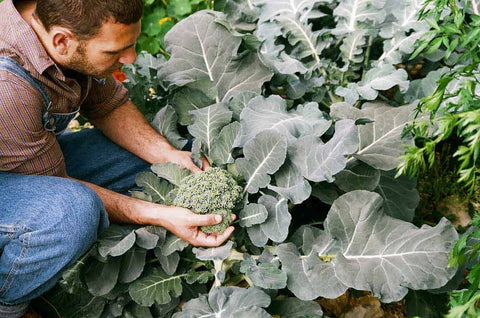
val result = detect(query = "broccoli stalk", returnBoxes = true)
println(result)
[173,167,243,234]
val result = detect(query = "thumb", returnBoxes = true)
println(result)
[193,213,222,226]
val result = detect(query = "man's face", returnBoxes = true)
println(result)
[68,20,141,78]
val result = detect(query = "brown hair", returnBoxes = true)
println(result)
[34,0,143,39]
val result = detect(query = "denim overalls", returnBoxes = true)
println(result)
[0,56,79,135]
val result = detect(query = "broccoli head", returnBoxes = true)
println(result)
[173,167,243,233]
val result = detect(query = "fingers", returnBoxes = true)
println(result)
[193,226,235,247]
[201,156,211,170]
[188,161,202,174]
[192,213,223,226]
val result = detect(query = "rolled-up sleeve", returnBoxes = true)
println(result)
[80,75,130,120]
[0,78,66,176]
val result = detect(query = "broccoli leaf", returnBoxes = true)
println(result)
[239,203,268,227]
[332,102,416,170]
[247,225,269,247]
[155,250,181,275]
[135,172,173,204]
[160,233,189,256]
[192,241,234,261]
[172,286,271,318]
[159,11,272,103]
[259,195,291,243]
[279,190,458,302]
[119,246,147,284]
[268,298,324,317]
[334,160,381,192]
[151,162,192,187]
[188,103,233,157]
[268,159,312,204]
[152,105,188,149]
[240,257,287,289]
[374,169,419,222]
[236,95,330,147]
[84,257,121,297]
[236,131,288,193]
[135,227,160,249]
[290,119,359,182]
[98,225,136,258]
[210,121,241,165]
[129,268,184,306]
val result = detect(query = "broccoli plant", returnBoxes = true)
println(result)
[34,2,466,317]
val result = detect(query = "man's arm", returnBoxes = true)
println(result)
[76,100,230,247]
[92,100,209,172]
[72,177,234,247]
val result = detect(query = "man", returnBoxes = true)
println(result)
[0,0,234,316]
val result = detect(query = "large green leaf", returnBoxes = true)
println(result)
[119,246,147,284]
[239,203,268,227]
[331,101,416,170]
[41,286,106,318]
[240,257,287,289]
[268,159,312,204]
[268,298,324,318]
[210,121,241,165]
[192,241,234,261]
[259,195,291,243]
[236,131,288,193]
[160,233,189,256]
[236,95,330,147]
[374,169,419,222]
[334,160,381,192]
[188,103,233,156]
[152,105,188,150]
[278,191,458,302]
[151,162,192,187]
[290,119,359,182]
[155,249,181,275]
[255,0,327,74]
[135,227,161,250]
[333,0,387,35]
[98,225,136,258]
[84,257,121,296]
[136,172,173,204]
[172,286,271,318]
[129,268,184,306]
[159,11,272,103]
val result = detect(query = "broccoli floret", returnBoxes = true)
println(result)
[173,167,243,234]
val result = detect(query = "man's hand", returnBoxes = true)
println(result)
[163,149,210,173]
[160,206,235,247]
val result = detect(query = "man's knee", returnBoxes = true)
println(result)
[48,179,108,257]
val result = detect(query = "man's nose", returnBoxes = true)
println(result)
[118,47,137,65]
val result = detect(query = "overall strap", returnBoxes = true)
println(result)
[0,57,55,131]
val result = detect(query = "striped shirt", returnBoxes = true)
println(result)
[0,0,129,176]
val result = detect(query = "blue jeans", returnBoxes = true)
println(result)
[0,129,150,317]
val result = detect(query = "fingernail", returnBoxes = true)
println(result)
[215,215,222,222]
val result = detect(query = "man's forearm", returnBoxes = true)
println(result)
[71,176,171,226]
[92,100,174,164]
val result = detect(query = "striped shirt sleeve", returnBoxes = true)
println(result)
[0,76,66,176]
[80,74,130,120]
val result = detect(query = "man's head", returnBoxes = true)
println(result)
[32,0,143,78]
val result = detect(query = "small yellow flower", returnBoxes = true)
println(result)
[159,17,173,27]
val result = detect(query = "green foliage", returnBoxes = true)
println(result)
[35,1,469,316]
[399,0,480,193]
[173,167,243,233]
[137,0,213,56]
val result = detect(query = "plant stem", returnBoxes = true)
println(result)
[361,36,373,82]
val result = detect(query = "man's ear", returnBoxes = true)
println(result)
[50,27,77,56]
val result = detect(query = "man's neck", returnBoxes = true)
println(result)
[14,0,36,22]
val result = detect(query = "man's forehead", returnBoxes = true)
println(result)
[91,20,141,46]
